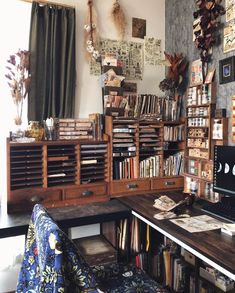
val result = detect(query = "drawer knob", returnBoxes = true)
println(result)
[164,181,175,186]
[30,195,43,203]
[82,190,93,196]
[127,183,138,189]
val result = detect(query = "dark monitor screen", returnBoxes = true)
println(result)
[213,145,235,198]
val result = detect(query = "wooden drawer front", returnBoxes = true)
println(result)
[151,177,183,190]
[10,189,62,205]
[110,180,150,195]
[65,184,107,199]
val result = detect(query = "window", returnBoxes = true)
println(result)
[0,2,31,291]
[0,0,31,203]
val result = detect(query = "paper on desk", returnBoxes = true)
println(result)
[153,195,184,212]
[170,215,224,233]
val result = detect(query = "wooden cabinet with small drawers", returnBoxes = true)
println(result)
[7,139,110,212]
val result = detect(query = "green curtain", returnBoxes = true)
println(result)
[28,2,76,121]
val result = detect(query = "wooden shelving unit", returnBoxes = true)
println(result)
[183,82,228,202]
[105,116,185,197]
[7,139,110,212]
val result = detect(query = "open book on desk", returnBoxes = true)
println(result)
[153,195,185,212]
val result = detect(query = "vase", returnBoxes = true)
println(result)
[13,99,24,126]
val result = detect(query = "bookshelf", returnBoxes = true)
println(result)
[183,82,228,202]
[105,116,185,196]
[7,139,110,212]
[130,215,235,293]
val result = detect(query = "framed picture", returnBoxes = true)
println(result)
[190,59,203,86]
[219,56,235,84]
[132,18,146,39]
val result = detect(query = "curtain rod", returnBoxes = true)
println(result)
[19,0,75,9]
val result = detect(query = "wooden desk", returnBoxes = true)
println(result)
[0,199,131,239]
[118,193,235,281]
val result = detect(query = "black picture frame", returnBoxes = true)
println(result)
[219,56,235,84]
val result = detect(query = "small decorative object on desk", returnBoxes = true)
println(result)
[25,121,44,141]
[43,118,56,140]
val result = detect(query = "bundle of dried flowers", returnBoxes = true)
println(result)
[5,50,31,125]
[111,0,126,40]
[84,0,100,61]
[193,0,225,63]
[159,52,188,96]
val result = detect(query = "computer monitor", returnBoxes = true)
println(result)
[213,145,235,198]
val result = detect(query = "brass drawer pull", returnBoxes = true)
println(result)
[30,195,43,203]
[164,181,175,186]
[82,190,94,196]
[127,183,138,189]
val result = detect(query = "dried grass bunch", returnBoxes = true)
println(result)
[5,50,31,125]
[111,0,126,40]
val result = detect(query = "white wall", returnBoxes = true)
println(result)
[55,0,165,117]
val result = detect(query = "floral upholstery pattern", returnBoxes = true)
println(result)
[93,263,169,293]
[17,204,168,293]
[16,204,99,293]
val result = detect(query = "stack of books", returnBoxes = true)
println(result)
[57,118,94,140]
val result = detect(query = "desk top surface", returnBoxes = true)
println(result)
[0,199,131,238]
[118,193,235,278]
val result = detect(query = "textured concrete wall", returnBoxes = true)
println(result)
[166,0,234,144]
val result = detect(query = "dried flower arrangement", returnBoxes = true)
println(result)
[111,0,126,40]
[84,0,101,61]
[159,52,188,96]
[5,50,31,125]
[193,0,225,63]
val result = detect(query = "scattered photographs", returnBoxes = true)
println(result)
[90,39,143,80]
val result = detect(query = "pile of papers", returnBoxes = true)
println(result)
[221,223,235,236]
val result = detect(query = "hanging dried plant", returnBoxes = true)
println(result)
[111,0,126,40]
[159,52,188,97]
[193,0,225,63]
[84,0,100,61]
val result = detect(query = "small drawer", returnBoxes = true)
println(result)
[10,188,62,204]
[65,183,107,199]
[151,176,184,191]
[110,179,150,195]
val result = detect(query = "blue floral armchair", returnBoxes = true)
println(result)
[17,204,169,293]
[16,204,99,293]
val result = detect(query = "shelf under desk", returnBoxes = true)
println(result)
[118,192,235,281]
[0,199,131,239]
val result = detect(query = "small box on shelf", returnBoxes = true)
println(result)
[200,267,235,292]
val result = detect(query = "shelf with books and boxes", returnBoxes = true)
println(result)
[101,64,126,117]
[105,115,185,197]
[130,215,235,293]
[7,138,110,213]
[183,82,228,202]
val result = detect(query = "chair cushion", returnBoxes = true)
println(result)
[16,204,99,293]
[92,263,169,293]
